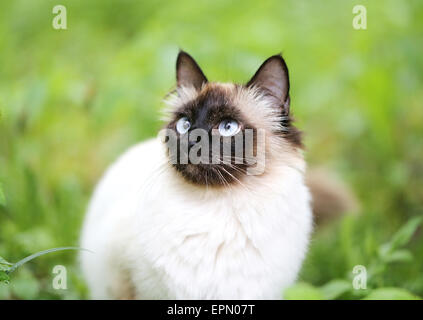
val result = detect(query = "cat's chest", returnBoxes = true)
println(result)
[128,186,308,299]
[136,187,295,266]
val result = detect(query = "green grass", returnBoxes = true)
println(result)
[0,0,423,299]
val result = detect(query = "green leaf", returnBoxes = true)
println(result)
[284,282,325,300]
[384,249,413,264]
[390,216,423,250]
[363,288,421,300]
[0,271,10,284]
[320,279,352,300]
[0,256,12,265]
[0,256,13,272]
[378,216,423,259]
[0,256,12,283]
[0,183,6,206]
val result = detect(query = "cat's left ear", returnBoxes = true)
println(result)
[247,54,290,114]
[176,50,208,90]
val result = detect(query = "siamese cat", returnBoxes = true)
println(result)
[80,51,313,299]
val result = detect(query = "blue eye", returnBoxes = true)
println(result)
[218,119,240,137]
[176,117,191,134]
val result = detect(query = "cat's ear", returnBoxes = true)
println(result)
[247,54,290,114]
[176,50,208,90]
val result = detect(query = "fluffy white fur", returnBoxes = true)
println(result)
[80,134,313,299]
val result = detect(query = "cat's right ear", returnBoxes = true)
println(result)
[176,51,208,90]
[247,54,290,115]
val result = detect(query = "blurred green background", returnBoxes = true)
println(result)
[0,0,422,299]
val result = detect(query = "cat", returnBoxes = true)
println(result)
[80,51,313,299]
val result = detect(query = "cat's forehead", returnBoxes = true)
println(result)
[179,83,235,108]
[175,83,241,119]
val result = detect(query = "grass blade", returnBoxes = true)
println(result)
[7,247,91,274]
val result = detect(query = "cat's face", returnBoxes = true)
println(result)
[162,51,302,187]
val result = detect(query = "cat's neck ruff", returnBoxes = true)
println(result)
[156,139,307,203]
